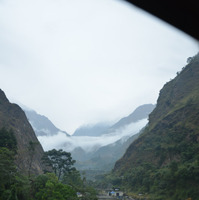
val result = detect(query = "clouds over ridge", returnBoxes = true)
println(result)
[38,118,148,152]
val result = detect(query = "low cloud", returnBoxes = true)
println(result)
[38,118,148,152]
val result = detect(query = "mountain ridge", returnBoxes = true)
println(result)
[72,104,155,137]
[113,53,199,199]
[23,108,70,137]
[110,104,155,130]
[73,123,110,137]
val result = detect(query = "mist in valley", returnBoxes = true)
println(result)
[38,118,148,153]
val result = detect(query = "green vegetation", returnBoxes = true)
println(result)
[0,128,97,200]
[42,149,76,180]
[0,127,17,153]
[42,149,97,200]
[109,53,199,199]
[32,173,77,200]
[105,159,199,200]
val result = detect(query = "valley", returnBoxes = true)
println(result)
[0,52,199,200]
[0,0,198,198]
[23,104,155,175]
[26,52,199,199]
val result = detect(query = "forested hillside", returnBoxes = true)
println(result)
[112,53,199,200]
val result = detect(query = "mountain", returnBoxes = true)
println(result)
[73,123,110,137]
[0,89,47,175]
[73,104,155,137]
[72,104,155,172]
[113,53,199,199]
[109,104,155,130]
[23,108,69,137]
[74,132,142,172]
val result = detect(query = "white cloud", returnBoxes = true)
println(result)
[38,118,148,152]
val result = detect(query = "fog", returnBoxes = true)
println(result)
[38,118,148,152]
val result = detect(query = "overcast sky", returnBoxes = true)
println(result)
[0,0,198,134]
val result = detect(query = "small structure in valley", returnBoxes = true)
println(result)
[107,188,124,198]
[77,192,83,198]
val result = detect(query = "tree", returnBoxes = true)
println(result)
[42,149,76,180]
[34,173,77,200]
[187,57,193,63]
[0,127,17,153]
[0,147,16,186]
[0,147,17,199]
[62,168,83,188]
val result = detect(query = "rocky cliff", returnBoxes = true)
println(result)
[0,89,46,175]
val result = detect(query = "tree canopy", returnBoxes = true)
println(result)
[42,149,76,180]
[0,127,17,153]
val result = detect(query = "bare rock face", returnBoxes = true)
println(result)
[0,89,46,175]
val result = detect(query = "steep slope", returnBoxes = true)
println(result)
[24,109,69,137]
[113,53,199,199]
[0,89,46,175]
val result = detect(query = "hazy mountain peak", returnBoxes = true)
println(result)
[23,108,70,137]
[73,123,110,137]
[108,104,155,131]
[73,104,155,137]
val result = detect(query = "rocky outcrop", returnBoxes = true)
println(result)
[0,89,46,175]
